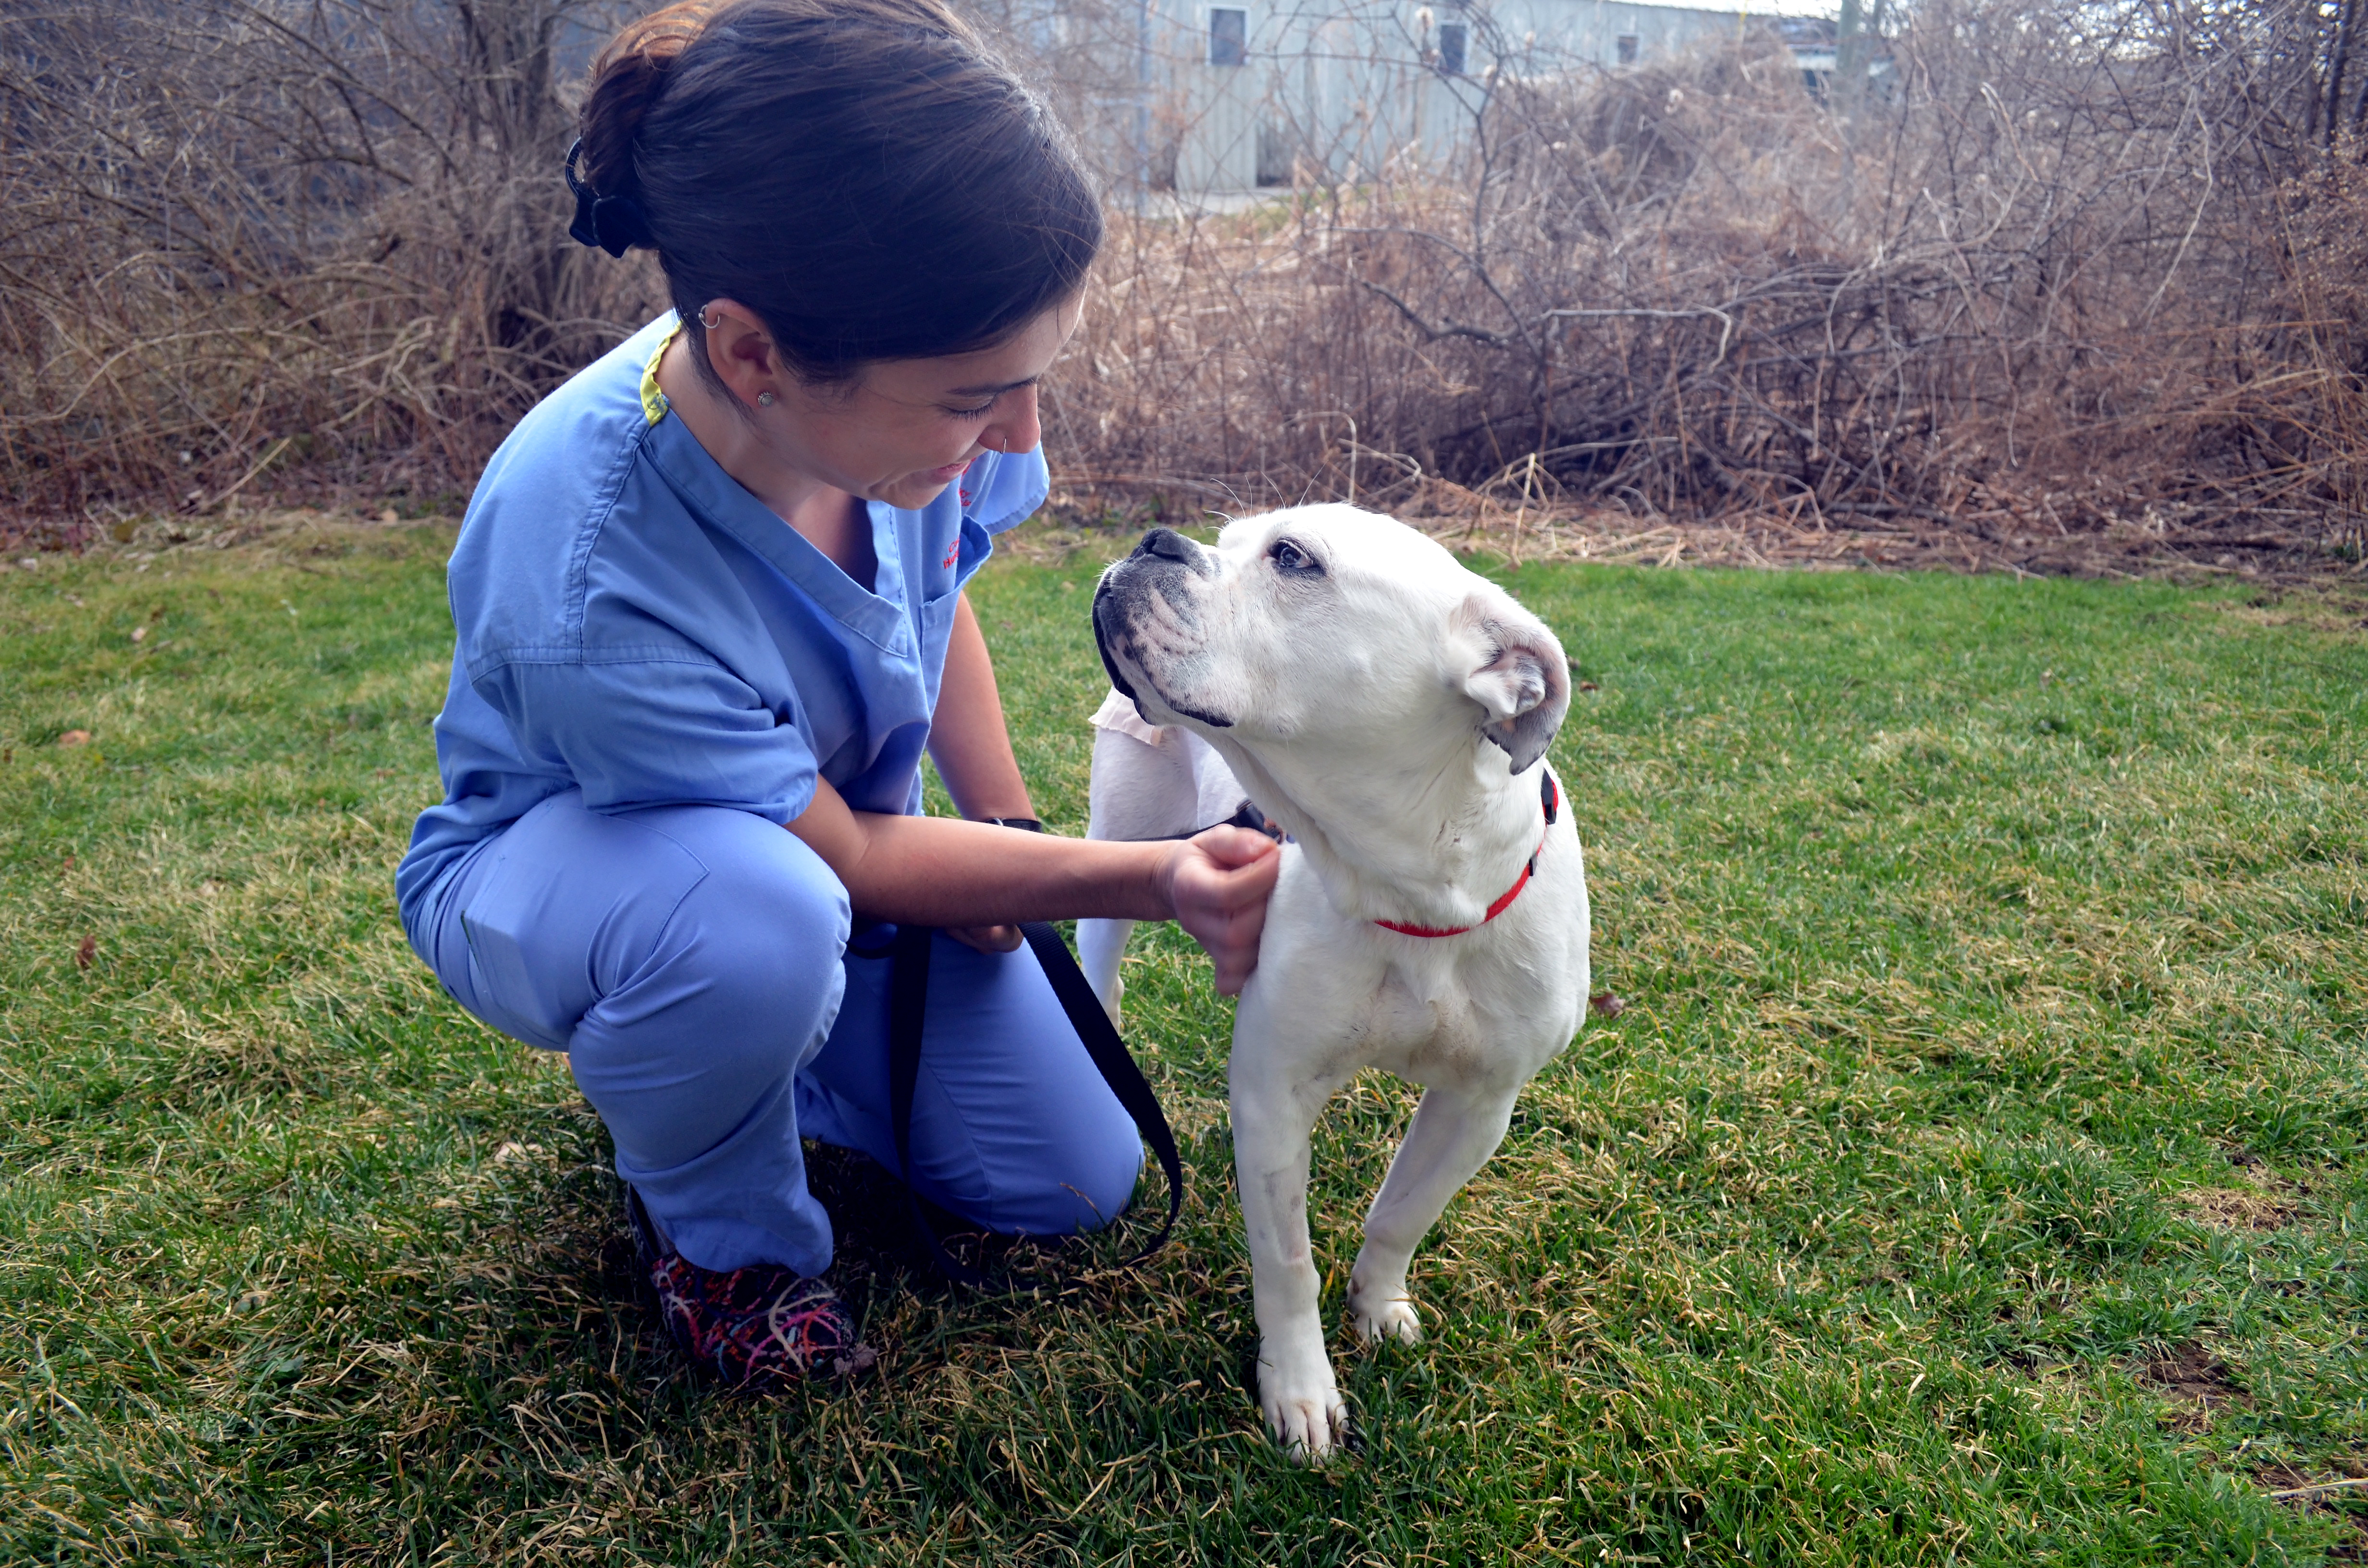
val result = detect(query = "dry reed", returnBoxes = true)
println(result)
[3,0,2366,569]
[1041,0,2368,565]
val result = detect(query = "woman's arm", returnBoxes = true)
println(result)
[925,593,1032,821]
[786,778,1278,993]
[795,589,1276,991]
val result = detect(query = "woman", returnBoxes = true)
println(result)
[395,0,1278,1388]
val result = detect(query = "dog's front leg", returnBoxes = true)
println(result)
[1075,918,1133,1024]
[1230,1050,1356,1461]
[1081,712,1206,1023]
[1348,1082,1520,1346]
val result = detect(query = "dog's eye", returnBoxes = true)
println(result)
[1268,539,1322,575]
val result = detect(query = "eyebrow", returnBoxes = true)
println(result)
[943,374,1040,399]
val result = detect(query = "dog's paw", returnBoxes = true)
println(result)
[1258,1352,1350,1462]
[1350,1291,1421,1346]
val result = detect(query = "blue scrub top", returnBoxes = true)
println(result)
[395,313,1048,937]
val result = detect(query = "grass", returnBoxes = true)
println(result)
[0,521,2364,1565]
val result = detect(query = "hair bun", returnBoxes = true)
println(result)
[574,1,718,221]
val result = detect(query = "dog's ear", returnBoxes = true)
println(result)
[1457,595,1569,773]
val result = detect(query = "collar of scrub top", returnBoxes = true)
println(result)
[639,397,919,657]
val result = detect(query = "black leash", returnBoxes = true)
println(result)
[885,830,1186,1291]
[1145,798,1279,842]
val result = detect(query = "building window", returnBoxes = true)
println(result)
[1437,21,1468,74]
[1615,33,1639,65]
[1209,8,1247,66]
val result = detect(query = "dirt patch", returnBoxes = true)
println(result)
[2141,1343,2251,1433]
[1025,490,2358,584]
[0,508,460,573]
[2259,1460,2368,1489]
[2177,1152,2307,1232]
[12,490,2361,587]
[0,514,100,556]
[2214,586,2368,636]
[2179,1185,2298,1231]
[2255,1460,2368,1558]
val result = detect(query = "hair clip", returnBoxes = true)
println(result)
[564,138,653,258]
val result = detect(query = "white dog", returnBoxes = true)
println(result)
[1086,505,1590,1460]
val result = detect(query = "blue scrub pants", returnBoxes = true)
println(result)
[407,790,1142,1278]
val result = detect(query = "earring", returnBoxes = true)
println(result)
[699,309,722,330]
[757,391,776,407]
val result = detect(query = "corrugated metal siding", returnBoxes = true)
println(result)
[1114,0,1767,195]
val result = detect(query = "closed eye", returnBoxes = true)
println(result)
[1269,538,1323,575]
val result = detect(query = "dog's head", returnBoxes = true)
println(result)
[1092,504,1569,777]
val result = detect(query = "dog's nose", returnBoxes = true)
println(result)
[1135,527,1194,564]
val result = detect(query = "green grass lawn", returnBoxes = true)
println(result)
[2,524,2364,1565]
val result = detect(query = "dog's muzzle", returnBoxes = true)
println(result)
[1093,528,1213,710]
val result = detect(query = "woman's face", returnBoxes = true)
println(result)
[712,295,1084,512]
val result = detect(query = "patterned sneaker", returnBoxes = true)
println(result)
[626,1187,877,1386]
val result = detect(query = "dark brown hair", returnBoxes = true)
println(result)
[576,0,1100,386]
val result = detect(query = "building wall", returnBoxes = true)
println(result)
[1125,0,1765,195]
[555,0,1775,201]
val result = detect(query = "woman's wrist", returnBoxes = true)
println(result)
[973,814,1180,921]
[1147,839,1189,922]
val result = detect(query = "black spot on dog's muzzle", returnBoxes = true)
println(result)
[1091,579,1140,705]
[1090,529,1237,728]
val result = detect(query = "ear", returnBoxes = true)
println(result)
[700,299,783,404]
[1457,595,1569,773]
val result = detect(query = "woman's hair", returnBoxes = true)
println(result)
[575,0,1100,387]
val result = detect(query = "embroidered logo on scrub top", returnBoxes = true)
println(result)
[941,539,962,570]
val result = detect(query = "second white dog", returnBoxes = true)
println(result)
[1086,504,1591,1460]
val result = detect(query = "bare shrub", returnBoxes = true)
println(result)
[1042,0,2368,554]
[0,0,659,518]
[4,0,2367,564]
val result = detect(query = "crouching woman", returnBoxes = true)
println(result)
[394,0,1277,1386]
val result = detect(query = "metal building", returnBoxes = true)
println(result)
[1097,0,1787,195]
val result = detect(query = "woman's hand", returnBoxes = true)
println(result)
[946,923,1024,954]
[1161,825,1283,995]
[790,779,1282,986]
[949,827,1280,980]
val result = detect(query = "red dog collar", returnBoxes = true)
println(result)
[1375,769,1560,938]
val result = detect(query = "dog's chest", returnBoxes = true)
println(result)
[1346,954,1534,1087]
[1254,837,1587,1089]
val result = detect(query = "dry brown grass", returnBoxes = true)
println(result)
[1041,1,2368,573]
[0,0,665,525]
[6,0,2368,576]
